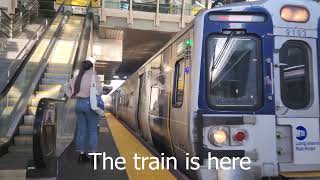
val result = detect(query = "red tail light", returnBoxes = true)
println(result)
[233,130,248,143]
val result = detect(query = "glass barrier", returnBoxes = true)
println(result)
[56,99,77,156]
[32,98,77,167]
[132,2,157,12]
[103,0,192,15]
[159,3,182,14]
[35,99,77,159]
[104,0,128,10]
[0,22,48,94]
[0,15,64,138]
[184,3,192,16]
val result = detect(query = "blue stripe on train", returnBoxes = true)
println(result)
[198,7,275,115]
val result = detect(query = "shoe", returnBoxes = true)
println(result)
[78,154,90,163]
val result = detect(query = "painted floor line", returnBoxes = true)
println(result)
[105,113,176,180]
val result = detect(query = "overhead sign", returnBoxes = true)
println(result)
[56,0,101,8]
[192,6,202,16]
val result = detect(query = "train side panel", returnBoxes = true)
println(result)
[116,75,140,131]
[147,51,174,155]
[169,28,195,170]
[136,67,153,144]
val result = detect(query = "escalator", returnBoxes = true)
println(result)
[0,1,91,179]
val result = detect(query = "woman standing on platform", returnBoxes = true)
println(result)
[64,57,102,163]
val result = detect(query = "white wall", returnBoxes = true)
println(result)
[93,39,123,62]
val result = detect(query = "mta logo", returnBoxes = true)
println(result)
[184,66,190,74]
[296,126,307,141]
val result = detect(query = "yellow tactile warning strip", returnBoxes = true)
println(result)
[281,171,320,178]
[105,113,176,180]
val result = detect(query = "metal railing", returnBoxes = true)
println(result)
[104,0,188,14]
[7,20,47,79]
[0,20,48,97]
[101,0,194,28]
[0,0,39,48]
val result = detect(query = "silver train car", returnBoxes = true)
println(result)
[107,0,320,179]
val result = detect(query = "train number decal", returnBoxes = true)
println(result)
[286,28,307,37]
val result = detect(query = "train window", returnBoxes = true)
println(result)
[125,95,129,107]
[119,96,123,105]
[129,92,134,108]
[206,35,262,110]
[173,59,185,108]
[149,86,160,113]
[279,41,310,109]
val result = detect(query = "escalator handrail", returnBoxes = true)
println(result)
[33,1,94,167]
[33,98,65,167]
[71,1,93,79]
[1,9,71,146]
[0,0,67,99]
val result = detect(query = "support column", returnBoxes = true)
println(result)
[127,0,133,24]
[11,0,17,14]
[206,0,211,9]
[180,0,185,28]
[100,0,107,22]
[155,0,160,27]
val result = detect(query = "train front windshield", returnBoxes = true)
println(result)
[206,35,263,110]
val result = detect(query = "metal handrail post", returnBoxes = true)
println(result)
[155,0,160,26]
[19,12,23,32]
[181,0,186,28]
[128,0,133,24]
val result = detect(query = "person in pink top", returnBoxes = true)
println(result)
[64,58,102,163]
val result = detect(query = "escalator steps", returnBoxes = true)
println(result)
[38,1,55,10]
[38,9,56,18]
[14,135,32,145]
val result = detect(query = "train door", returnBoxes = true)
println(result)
[112,96,116,114]
[170,32,192,167]
[137,73,153,144]
[273,35,320,172]
[115,90,120,118]
[148,53,174,156]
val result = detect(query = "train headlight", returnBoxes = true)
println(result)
[208,127,229,146]
[281,6,309,23]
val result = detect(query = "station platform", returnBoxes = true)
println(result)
[55,112,181,180]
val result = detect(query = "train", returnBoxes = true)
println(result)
[107,0,320,179]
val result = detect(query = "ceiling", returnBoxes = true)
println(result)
[96,27,174,83]
[117,29,173,75]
